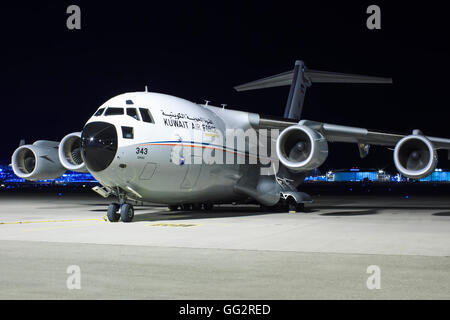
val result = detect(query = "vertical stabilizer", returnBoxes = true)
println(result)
[283,60,310,120]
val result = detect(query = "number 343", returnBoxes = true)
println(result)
[136,147,148,155]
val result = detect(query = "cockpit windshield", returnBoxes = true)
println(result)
[126,108,139,120]
[139,108,154,123]
[94,108,105,116]
[104,107,124,116]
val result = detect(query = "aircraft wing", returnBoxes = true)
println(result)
[238,60,450,178]
[255,116,450,150]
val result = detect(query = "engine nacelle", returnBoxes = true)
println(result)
[276,125,328,172]
[12,141,66,181]
[58,132,88,172]
[394,135,437,179]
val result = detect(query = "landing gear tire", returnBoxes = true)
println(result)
[286,198,305,213]
[120,203,134,222]
[287,198,298,213]
[107,203,120,222]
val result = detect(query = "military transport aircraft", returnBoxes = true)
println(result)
[11,60,450,222]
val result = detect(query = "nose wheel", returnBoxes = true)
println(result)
[106,202,134,222]
[107,203,120,222]
[120,203,134,222]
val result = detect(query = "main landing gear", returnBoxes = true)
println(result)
[107,202,135,223]
[260,197,306,213]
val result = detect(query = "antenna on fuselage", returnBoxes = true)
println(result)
[221,104,227,109]
[144,85,149,92]
[204,100,210,106]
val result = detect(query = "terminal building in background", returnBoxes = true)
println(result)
[1,164,450,190]
[305,168,450,183]
[0,164,97,189]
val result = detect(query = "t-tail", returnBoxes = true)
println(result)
[234,60,393,120]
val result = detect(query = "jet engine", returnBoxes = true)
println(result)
[394,135,437,179]
[276,125,328,172]
[12,141,66,181]
[58,132,88,172]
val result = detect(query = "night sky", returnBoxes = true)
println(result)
[1,1,449,172]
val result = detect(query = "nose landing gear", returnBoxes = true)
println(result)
[106,189,135,223]
[106,203,134,222]
[106,202,135,222]
[120,203,134,222]
[106,203,120,222]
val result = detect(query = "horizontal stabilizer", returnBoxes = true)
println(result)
[234,68,392,91]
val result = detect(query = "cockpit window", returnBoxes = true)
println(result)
[104,107,124,116]
[126,108,139,120]
[139,108,154,123]
[121,126,134,139]
[94,108,105,116]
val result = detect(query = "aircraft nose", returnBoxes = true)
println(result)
[81,122,118,172]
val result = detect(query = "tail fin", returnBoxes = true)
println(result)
[234,60,393,120]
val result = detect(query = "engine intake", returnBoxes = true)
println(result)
[58,132,87,172]
[276,125,328,172]
[12,141,66,181]
[394,135,437,179]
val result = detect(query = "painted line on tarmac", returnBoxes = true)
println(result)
[20,223,101,232]
[146,223,200,227]
[0,218,107,225]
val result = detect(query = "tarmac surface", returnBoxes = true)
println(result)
[0,192,449,299]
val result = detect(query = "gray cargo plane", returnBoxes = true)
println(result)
[11,60,450,222]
